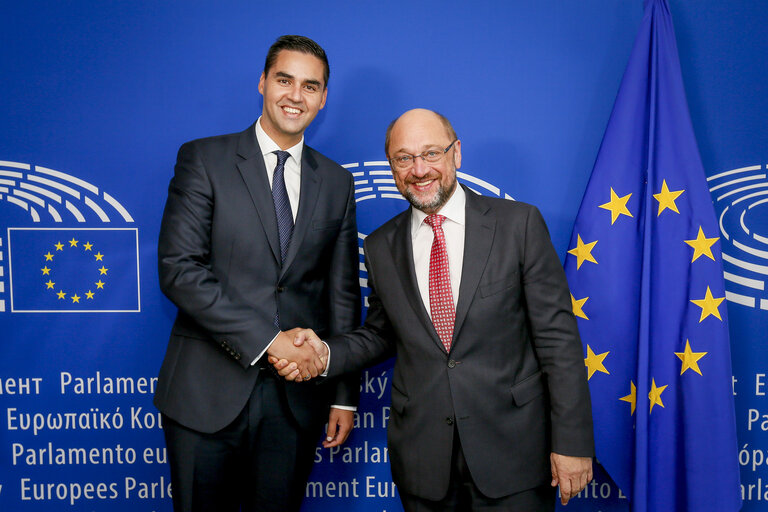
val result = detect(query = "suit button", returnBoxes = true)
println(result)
[445,417,454,425]
[277,286,285,293]
[447,360,457,368]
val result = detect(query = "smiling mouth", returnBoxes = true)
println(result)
[282,106,302,115]
[407,177,438,191]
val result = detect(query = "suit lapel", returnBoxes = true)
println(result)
[236,125,281,264]
[389,209,449,354]
[453,188,495,343]
[281,147,321,276]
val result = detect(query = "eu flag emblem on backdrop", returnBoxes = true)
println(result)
[564,0,741,510]
[8,228,140,312]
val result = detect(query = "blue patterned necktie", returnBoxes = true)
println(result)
[271,150,294,264]
[271,150,293,330]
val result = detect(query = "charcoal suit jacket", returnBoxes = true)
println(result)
[326,185,593,500]
[154,123,360,433]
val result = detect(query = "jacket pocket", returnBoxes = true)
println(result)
[510,371,545,406]
[479,271,519,298]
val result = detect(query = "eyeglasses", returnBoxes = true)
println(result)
[389,140,458,170]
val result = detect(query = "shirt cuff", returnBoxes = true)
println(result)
[331,405,357,411]
[320,340,330,376]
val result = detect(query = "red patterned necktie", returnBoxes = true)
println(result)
[424,214,455,352]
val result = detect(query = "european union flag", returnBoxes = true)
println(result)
[8,228,140,312]
[564,0,741,510]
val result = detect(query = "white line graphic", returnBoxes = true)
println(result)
[710,164,768,310]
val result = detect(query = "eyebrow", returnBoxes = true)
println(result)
[275,71,322,88]
[393,144,445,154]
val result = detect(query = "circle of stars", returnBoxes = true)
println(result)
[41,237,109,304]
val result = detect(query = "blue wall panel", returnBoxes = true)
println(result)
[1,1,765,510]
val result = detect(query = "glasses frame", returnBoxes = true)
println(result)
[389,139,458,170]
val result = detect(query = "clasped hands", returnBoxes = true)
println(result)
[266,328,326,382]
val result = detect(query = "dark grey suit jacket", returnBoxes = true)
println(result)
[154,123,360,433]
[327,185,593,500]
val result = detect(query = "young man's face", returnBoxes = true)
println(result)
[258,50,328,149]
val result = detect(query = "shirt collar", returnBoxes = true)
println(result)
[411,182,466,235]
[255,116,304,165]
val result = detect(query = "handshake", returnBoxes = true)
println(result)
[266,328,327,382]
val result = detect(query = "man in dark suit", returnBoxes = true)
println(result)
[273,108,594,511]
[154,35,360,512]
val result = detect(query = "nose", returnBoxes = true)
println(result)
[287,83,302,102]
[410,155,429,177]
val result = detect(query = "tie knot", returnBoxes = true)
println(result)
[425,214,446,230]
[273,150,290,167]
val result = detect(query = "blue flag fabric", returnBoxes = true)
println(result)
[8,228,140,312]
[563,0,741,510]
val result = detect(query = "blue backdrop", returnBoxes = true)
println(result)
[1,1,766,510]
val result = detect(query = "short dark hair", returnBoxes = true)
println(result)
[384,109,457,158]
[263,35,329,88]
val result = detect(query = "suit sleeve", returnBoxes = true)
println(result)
[158,141,278,368]
[326,241,397,378]
[521,206,594,457]
[326,174,362,407]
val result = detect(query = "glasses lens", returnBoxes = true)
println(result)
[393,155,413,168]
[422,149,443,163]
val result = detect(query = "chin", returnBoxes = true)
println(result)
[406,192,443,212]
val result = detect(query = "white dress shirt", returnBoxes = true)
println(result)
[255,116,302,221]
[410,184,466,314]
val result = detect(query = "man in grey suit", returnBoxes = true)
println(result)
[273,108,594,511]
[154,35,360,511]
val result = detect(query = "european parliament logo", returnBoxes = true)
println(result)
[708,163,768,312]
[344,159,512,308]
[0,159,139,313]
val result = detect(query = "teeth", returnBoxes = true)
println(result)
[283,107,300,114]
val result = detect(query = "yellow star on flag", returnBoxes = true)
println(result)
[568,235,598,269]
[675,339,707,376]
[95,252,104,261]
[619,381,637,415]
[69,238,78,247]
[598,187,633,224]
[653,179,684,216]
[99,266,109,275]
[690,286,725,322]
[44,252,54,261]
[584,345,610,380]
[83,242,93,251]
[71,294,81,303]
[55,241,64,251]
[95,280,105,289]
[685,226,719,262]
[571,293,589,320]
[57,290,67,300]
[41,266,51,275]
[85,290,95,299]
[648,378,668,413]
[45,280,55,289]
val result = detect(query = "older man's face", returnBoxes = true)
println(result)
[387,110,461,215]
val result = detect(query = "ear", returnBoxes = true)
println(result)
[453,140,462,169]
[258,72,266,95]
[319,86,328,110]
